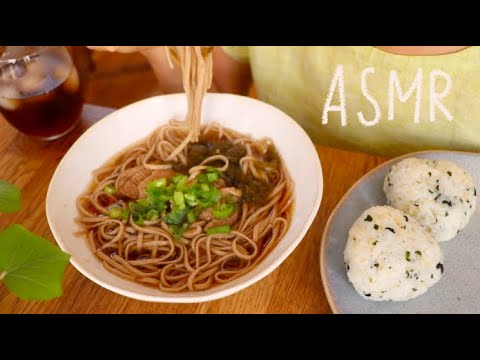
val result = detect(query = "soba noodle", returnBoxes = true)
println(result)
[164,46,213,159]
[76,47,294,292]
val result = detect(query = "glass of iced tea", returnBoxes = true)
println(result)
[0,46,85,140]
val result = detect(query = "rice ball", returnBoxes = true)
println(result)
[384,158,476,242]
[344,206,444,302]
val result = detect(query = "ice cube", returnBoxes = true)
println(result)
[0,85,20,99]
[53,63,71,83]
[19,71,47,95]
[62,67,79,93]
[0,67,11,83]
[26,59,47,76]
[0,97,20,111]
[0,62,26,81]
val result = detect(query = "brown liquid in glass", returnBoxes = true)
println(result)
[1,80,84,139]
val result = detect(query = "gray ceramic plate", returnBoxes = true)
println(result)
[320,151,480,314]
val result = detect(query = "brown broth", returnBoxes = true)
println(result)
[80,124,294,291]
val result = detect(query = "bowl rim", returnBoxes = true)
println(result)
[47,93,323,303]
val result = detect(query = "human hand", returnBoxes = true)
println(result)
[87,46,185,93]
[86,46,251,95]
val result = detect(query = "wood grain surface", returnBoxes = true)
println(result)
[0,49,388,314]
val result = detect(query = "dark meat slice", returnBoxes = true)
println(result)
[220,187,242,199]
[199,186,242,222]
[117,166,175,199]
[205,187,242,228]
[117,166,152,199]
[137,169,176,198]
[200,208,214,222]
[214,178,226,189]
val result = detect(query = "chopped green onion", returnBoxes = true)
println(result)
[207,172,218,183]
[154,201,167,213]
[187,210,197,224]
[212,203,235,219]
[184,193,196,201]
[121,209,131,220]
[104,185,117,196]
[159,193,172,201]
[197,174,208,184]
[132,212,144,225]
[163,183,176,194]
[108,205,123,219]
[163,208,188,225]
[124,171,229,231]
[128,201,137,212]
[196,187,221,208]
[173,191,185,209]
[205,166,222,176]
[136,199,150,209]
[210,187,221,203]
[169,223,189,240]
[147,178,167,192]
[207,225,231,236]
[184,193,198,207]
[146,209,159,221]
[172,174,187,185]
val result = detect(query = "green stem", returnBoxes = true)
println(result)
[0,271,6,281]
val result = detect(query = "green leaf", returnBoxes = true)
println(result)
[0,224,70,301]
[0,180,21,213]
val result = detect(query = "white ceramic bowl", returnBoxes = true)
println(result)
[46,93,323,303]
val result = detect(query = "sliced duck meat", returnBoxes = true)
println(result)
[117,166,175,199]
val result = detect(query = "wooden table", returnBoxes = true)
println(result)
[0,51,388,314]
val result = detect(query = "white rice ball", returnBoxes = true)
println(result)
[344,206,444,302]
[384,158,476,242]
